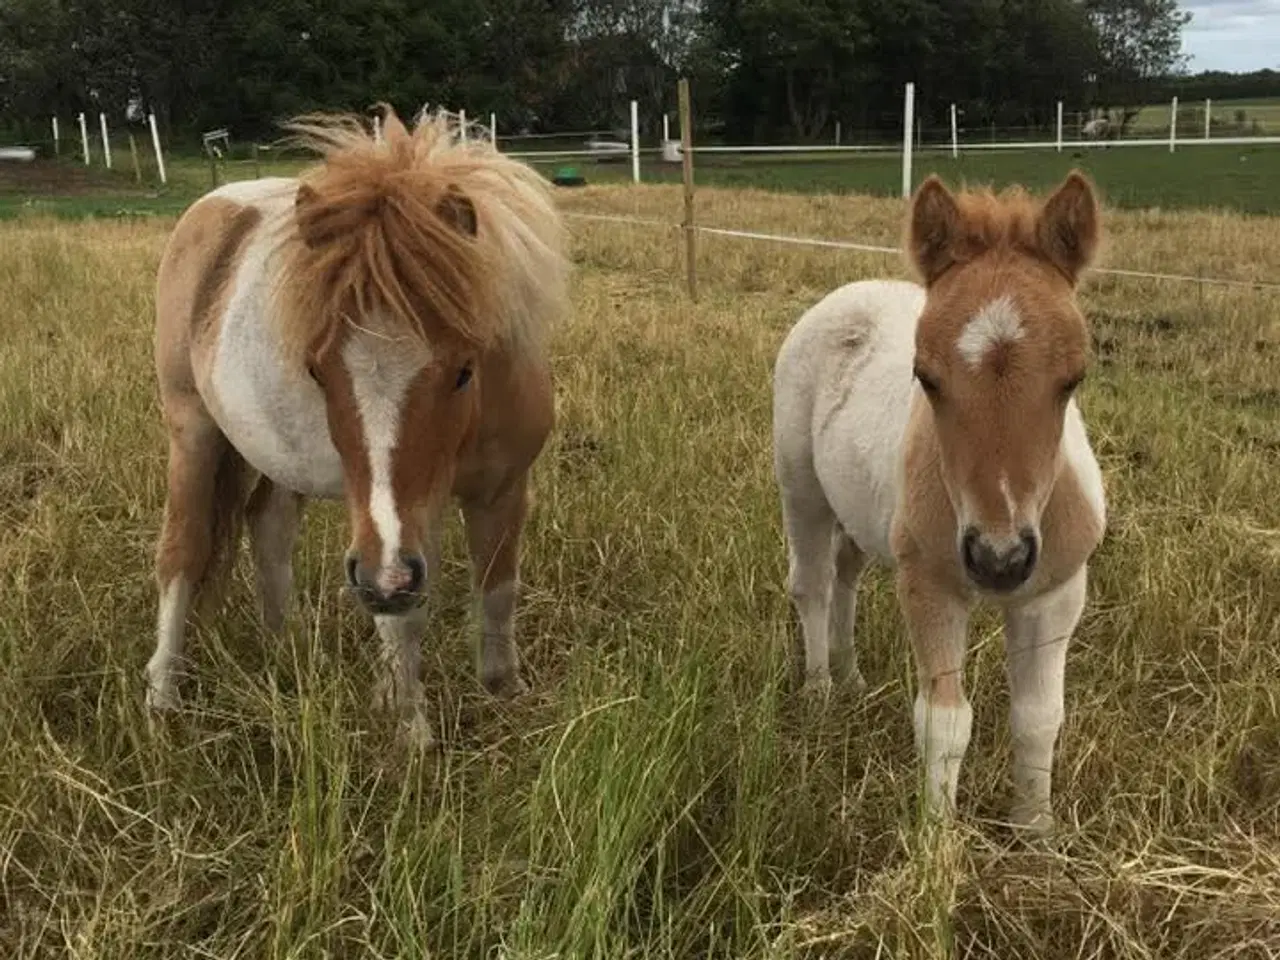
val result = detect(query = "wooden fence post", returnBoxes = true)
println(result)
[679,78,697,301]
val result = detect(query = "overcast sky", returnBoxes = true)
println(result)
[1180,1,1280,72]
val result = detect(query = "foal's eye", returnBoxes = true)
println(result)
[306,364,321,385]
[1061,372,1086,397]
[913,366,940,397]
[454,364,473,390]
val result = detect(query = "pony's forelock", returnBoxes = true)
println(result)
[273,106,567,365]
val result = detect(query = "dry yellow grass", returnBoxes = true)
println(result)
[0,185,1278,958]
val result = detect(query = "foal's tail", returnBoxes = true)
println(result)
[191,443,251,614]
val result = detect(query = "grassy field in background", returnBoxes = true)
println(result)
[5,137,1280,221]
[1,184,1278,957]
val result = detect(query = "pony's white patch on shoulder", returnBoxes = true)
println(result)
[342,331,431,577]
[956,295,1024,368]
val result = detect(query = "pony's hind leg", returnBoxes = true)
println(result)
[147,405,245,711]
[1002,566,1087,837]
[828,535,868,692]
[781,489,840,698]
[462,478,531,699]
[246,478,304,632]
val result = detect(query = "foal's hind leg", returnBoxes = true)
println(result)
[781,491,840,698]
[828,536,868,692]
[462,478,532,699]
[246,478,304,632]
[147,404,243,711]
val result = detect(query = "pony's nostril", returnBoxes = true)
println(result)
[345,552,361,588]
[961,527,982,574]
[402,554,426,593]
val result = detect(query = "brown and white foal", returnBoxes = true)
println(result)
[146,109,567,745]
[773,172,1107,833]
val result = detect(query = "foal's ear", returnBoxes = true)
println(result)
[437,188,478,237]
[907,175,963,286]
[1035,170,1100,285]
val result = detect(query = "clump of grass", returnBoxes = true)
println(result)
[0,191,1277,957]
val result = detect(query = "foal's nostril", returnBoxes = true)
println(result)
[345,551,361,588]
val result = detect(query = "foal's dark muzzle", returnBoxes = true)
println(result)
[961,527,1038,593]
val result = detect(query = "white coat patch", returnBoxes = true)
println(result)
[957,295,1023,368]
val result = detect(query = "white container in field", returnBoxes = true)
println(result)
[662,139,682,163]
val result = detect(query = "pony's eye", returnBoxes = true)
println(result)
[455,365,473,390]
[913,366,940,397]
[306,364,321,385]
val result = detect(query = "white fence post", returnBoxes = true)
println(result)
[78,112,90,164]
[99,113,112,169]
[630,99,641,184]
[490,112,497,145]
[835,120,841,146]
[459,108,467,141]
[51,116,60,156]
[1056,101,1063,152]
[1204,98,1211,139]
[1169,96,1178,153]
[950,103,958,159]
[373,115,382,142]
[901,82,915,198]
[662,112,670,143]
[147,112,167,184]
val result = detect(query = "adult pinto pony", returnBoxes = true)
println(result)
[146,108,567,745]
[773,172,1106,834]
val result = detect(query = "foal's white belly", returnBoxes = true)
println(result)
[201,227,345,499]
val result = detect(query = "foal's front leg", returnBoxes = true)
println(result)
[897,562,974,819]
[462,479,531,698]
[1002,567,1087,836]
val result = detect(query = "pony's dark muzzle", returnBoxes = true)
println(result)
[345,550,427,614]
[961,527,1038,593]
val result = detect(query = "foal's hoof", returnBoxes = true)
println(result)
[1008,802,1057,840]
[145,680,180,714]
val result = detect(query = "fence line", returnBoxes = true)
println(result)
[562,211,1280,292]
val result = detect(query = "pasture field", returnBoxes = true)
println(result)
[4,137,1280,222]
[1,184,1279,958]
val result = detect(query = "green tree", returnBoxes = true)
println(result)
[1085,0,1192,132]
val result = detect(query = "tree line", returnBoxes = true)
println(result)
[0,0,1261,148]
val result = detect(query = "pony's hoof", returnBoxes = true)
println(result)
[402,712,438,752]
[482,669,529,700]
[801,672,833,703]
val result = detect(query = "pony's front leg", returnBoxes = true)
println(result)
[462,480,531,698]
[1002,567,1087,836]
[372,607,435,749]
[898,562,973,820]
[246,478,304,633]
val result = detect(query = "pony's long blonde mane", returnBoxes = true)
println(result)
[274,106,567,362]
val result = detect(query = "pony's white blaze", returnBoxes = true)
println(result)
[340,333,430,586]
[956,295,1023,368]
